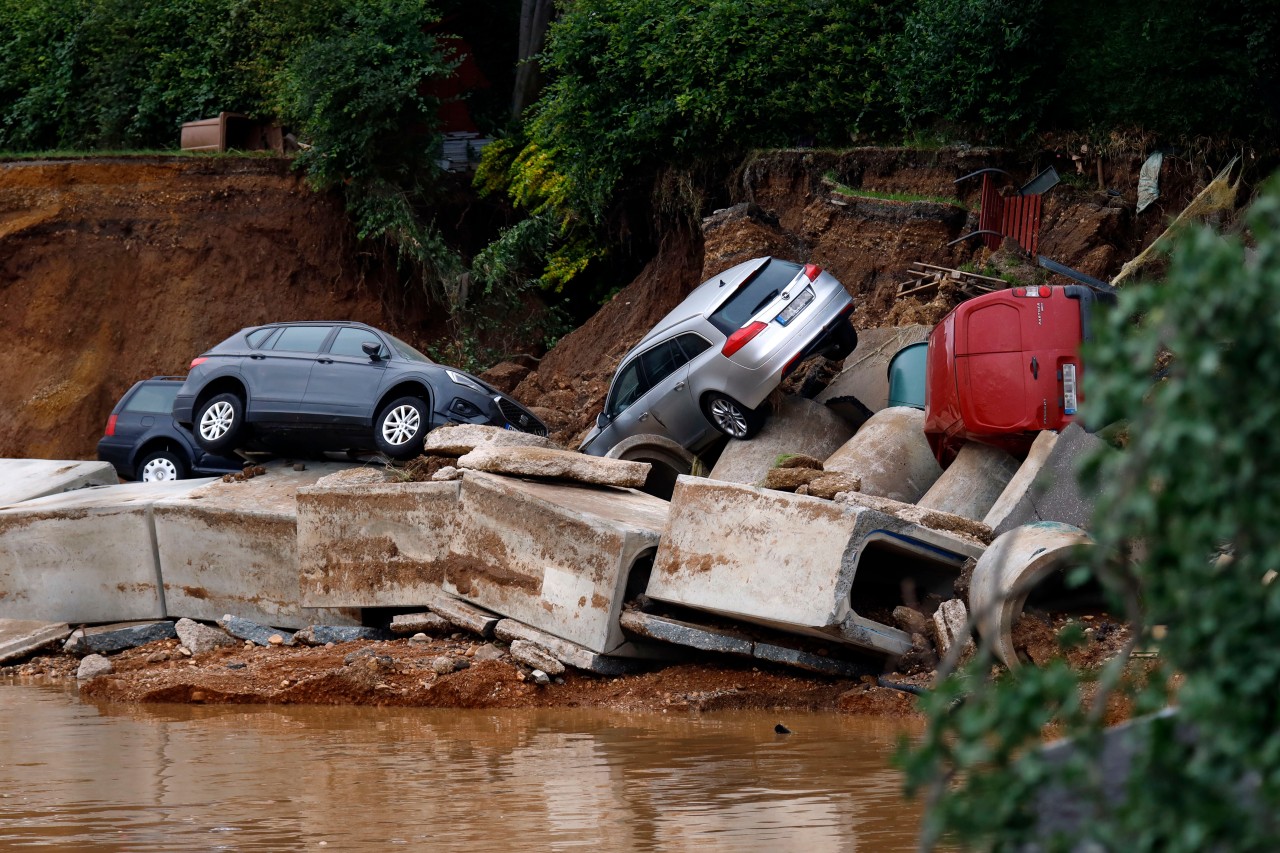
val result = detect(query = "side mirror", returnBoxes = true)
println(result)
[597,412,611,429]
[362,342,383,361]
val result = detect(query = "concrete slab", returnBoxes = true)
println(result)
[817,325,933,413]
[919,442,1021,521]
[456,446,650,489]
[0,619,70,664]
[824,406,943,503]
[991,424,1112,535]
[297,481,461,608]
[646,477,984,657]
[0,479,211,623]
[709,396,855,486]
[427,592,501,638]
[423,423,561,456]
[153,462,359,629]
[493,618,637,675]
[443,472,669,655]
[0,459,119,508]
[64,620,177,655]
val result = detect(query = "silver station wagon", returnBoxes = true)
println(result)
[579,256,856,455]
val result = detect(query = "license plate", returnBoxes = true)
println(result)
[775,286,814,326]
[1062,363,1078,415]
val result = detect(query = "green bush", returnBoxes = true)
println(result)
[902,176,1280,850]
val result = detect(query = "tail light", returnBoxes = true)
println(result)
[104,414,117,437]
[803,263,822,281]
[1013,286,1051,298]
[190,357,208,368]
[722,321,768,357]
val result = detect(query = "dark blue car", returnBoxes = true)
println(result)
[97,377,244,482]
[172,321,547,460]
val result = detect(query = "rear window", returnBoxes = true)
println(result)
[708,259,801,334]
[124,383,180,413]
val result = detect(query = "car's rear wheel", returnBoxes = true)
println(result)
[702,392,765,440]
[139,450,187,482]
[195,392,246,453]
[374,396,429,460]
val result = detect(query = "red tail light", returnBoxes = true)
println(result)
[722,321,768,357]
[190,357,208,368]
[803,263,822,281]
[104,414,117,437]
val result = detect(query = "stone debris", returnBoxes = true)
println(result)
[76,654,113,680]
[293,625,392,646]
[429,655,470,674]
[932,598,973,659]
[508,639,566,676]
[530,669,551,685]
[174,618,237,655]
[761,467,823,491]
[494,619,635,676]
[313,467,395,488]
[424,423,561,456]
[833,490,994,545]
[431,466,461,481]
[473,643,506,662]
[390,612,453,635]
[799,472,863,500]
[64,621,178,656]
[217,615,296,647]
[426,594,501,638]
[457,445,651,489]
[892,606,931,636]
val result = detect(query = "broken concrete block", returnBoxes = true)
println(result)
[312,467,396,488]
[77,654,113,680]
[619,610,754,657]
[753,641,873,678]
[443,472,669,656]
[174,618,237,655]
[0,459,119,508]
[932,598,973,659]
[423,423,561,456]
[761,467,824,491]
[64,620,178,655]
[456,446,650,489]
[509,639,566,676]
[983,430,1059,529]
[919,442,1021,521]
[969,522,1094,668]
[431,466,461,482]
[294,625,392,646]
[390,612,452,635]
[297,480,461,608]
[0,479,209,623]
[154,462,359,629]
[217,615,296,647]
[710,396,856,486]
[426,593,500,638]
[646,477,983,657]
[817,325,933,413]
[991,424,1112,536]
[804,472,864,500]
[494,619,635,675]
[824,406,943,503]
[0,619,71,664]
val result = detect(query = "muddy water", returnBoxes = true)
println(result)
[0,682,929,851]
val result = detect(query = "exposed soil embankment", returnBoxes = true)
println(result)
[0,156,433,460]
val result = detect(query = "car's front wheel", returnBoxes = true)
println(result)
[374,396,429,459]
[138,449,187,482]
[702,392,765,440]
[195,392,246,453]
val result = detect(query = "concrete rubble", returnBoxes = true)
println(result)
[443,471,670,657]
[423,423,562,456]
[153,462,359,629]
[645,476,984,658]
[0,459,119,508]
[709,396,855,486]
[991,423,1112,535]
[174,617,237,655]
[0,619,70,664]
[824,406,943,503]
[456,445,651,489]
[64,621,178,655]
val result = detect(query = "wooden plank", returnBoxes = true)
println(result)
[915,261,1005,284]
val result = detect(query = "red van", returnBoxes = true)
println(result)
[923,283,1113,466]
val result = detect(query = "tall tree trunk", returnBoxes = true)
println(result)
[512,0,554,120]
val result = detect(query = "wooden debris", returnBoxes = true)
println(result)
[895,261,1008,301]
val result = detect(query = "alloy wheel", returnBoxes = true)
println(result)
[709,398,749,438]
[381,404,421,446]
[199,401,235,441]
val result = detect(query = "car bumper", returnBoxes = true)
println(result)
[96,437,136,480]
[173,393,196,427]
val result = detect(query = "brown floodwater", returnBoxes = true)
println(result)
[0,681,931,851]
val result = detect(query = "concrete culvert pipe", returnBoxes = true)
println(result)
[969,521,1095,668]
[823,406,943,503]
[605,434,695,500]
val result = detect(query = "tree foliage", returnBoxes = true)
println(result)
[902,177,1280,850]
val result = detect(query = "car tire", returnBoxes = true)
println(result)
[374,396,429,460]
[702,392,765,440]
[138,450,188,483]
[194,392,246,453]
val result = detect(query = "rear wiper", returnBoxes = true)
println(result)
[749,290,779,315]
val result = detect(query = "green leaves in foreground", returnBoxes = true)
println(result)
[903,176,1280,851]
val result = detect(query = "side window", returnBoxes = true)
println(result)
[607,359,648,417]
[271,325,334,353]
[123,383,180,413]
[329,327,384,358]
[674,333,712,360]
[245,328,274,348]
[639,340,686,387]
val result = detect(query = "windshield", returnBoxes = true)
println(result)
[385,333,434,364]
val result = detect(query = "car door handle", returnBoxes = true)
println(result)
[1030,357,1039,380]
[250,354,266,360]
[674,381,686,391]
[317,358,333,364]
[637,412,649,422]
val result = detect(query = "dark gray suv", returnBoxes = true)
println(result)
[173,322,546,460]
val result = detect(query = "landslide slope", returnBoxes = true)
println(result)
[0,156,430,460]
